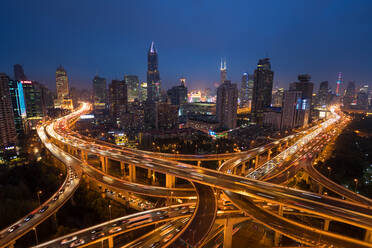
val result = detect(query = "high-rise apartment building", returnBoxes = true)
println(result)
[109,80,127,124]
[216,80,238,129]
[56,65,69,100]
[240,73,254,109]
[124,75,140,102]
[147,42,161,102]
[0,73,17,151]
[252,58,274,125]
[13,64,27,81]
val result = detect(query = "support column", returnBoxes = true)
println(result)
[108,236,114,248]
[233,167,237,175]
[197,161,201,167]
[275,205,283,246]
[364,230,372,243]
[218,160,222,167]
[128,164,136,182]
[100,156,108,173]
[166,174,176,188]
[255,155,259,168]
[81,150,88,162]
[147,169,152,179]
[241,163,246,176]
[318,184,323,195]
[267,149,272,161]
[120,162,126,177]
[323,219,330,231]
[278,143,282,152]
[223,218,233,248]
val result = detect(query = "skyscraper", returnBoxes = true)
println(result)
[220,58,227,83]
[271,87,284,108]
[0,73,17,151]
[8,79,26,137]
[22,81,44,129]
[56,65,69,100]
[167,79,188,106]
[139,82,148,102]
[147,41,161,102]
[336,72,342,96]
[109,79,127,124]
[281,90,302,130]
[93,75,107,107]
[240,73,254,109]
[13,64,27,81]
[251,58,274,125]
[317,81,329,107]
[124,75,140,102]
[357,85,369,109]
[216,80,238,129]
[289,74,313,124]
[343,81,356,108]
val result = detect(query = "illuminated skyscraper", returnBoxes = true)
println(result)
[139,82,147,102]
[124,75,140,102]
[336,72,342,96]
[56,65,69,100]
[8,79,26,137]
[147,41,161,102]
[0,73,17,151]
[252,58,274,125]
[217,80,238,129]
[343,81,355,108]
[109,79,127,124]
[220,58,227,83]
[240,73,254,108]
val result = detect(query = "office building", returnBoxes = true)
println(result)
[252,58,274,125]
[240,73,254,109]
[317,81,329,107]
[139,82,147,102]
[56,65,69,100]
[289,74,313,123]
[0,73,17,152]
[281,90,302,130]
[124,75,140,102]
[8,79,26,137]
[216,80,238,129]
[147,41,161,102]
[22,81,44,129]
[92,75,107,122]
[343,81,356,108]
[13,64,27,81]
[108,79,127,125]
[271,87,284,108]
[357,86,369,110]
[157,102,179,130]
[167,79,188,105]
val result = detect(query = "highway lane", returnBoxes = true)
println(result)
[0,126,82,248]
[121,219,187,248]
[50,126,372,232]
[305,162,372,206]
[225,191,372,248]
[32,204,195,248]
[169,183,217,248]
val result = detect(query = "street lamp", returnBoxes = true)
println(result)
[354,178,358,192]
[327,167,331,178]
[37,190,42,206]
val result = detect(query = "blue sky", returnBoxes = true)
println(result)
[1,0,371,92]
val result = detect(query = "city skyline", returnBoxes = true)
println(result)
[1,1,372,91]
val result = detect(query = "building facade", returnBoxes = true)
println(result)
[216,80,238,129]
[251,58,274,125]
[124,75,140,102]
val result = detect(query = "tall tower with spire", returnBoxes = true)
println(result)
[220,58,227,83]
[336,72,342,96]
[147,41,161,102]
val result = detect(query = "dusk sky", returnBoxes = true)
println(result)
[1,0,372,92]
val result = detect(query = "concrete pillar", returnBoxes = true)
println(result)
[324,219,330,231]
[128,164,136,182]
[81,150,88,162]
[100,156,108,173]
[255,155,259,168]
[223,218,233,248]
[241,163,246,176]
[318,184,323,195]
[147,169,152,179]
[197,160,201,167]
[278,143,282,152]
[274,205,283,247]
[120,162,126,177]
[278,205,283,216]
[267,149,272,161]
[166,174,176,188]
[364,230,372,243]
[218,160,222,167]
[108,236,114,248]
[233,167,237,175]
